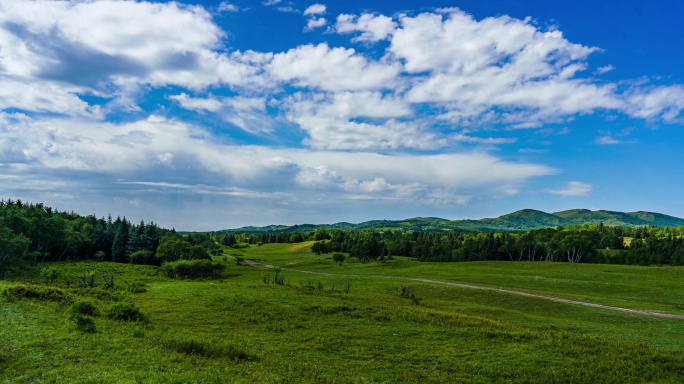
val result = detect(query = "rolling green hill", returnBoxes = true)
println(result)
[221,209,684,233]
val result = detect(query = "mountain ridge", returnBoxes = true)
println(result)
[219,209,684,233]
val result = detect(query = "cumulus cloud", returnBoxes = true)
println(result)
[336,13,396,42]
[545,181,593,197]
[304,17,328,31]
[389,10,623,127]
[303,4,326,15]
[268,43,401,91]
[0,0,264,116]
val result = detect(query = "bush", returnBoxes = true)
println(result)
[127,281,148,294]
[106,303,144,321]
[332,253,346,265]
[70,314,96,333]
[2,285,69,302]
[71,299,99,316]
[94,250,107,261]
[129,250,155,265]
[163,338,255,360]
[40,267,60,285]
[161,260,226,279]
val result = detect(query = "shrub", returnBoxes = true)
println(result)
[71,299,99,316]
[40,267,60,285]
[163,338,255,360]
[106,303,144,321]
[2,285,69,302]
[161,260,226,279]
[332,253,346,265]
[127,281,148,294]
[129,250,155,265]
[70,314,96,333]
[94,250,107,261]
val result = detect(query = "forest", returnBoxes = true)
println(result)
[2,199,684,274]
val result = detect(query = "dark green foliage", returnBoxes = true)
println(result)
[311,241,329,255]
[161,259,226,279]
[155,235,211,262]
[126,281,148,294]
[0,223,30,272]
[111,218,130,263]
[77,270,97,288]
[40,267,60,285]
[332,253,345,265]
[128,250,155,265]
[2,284,69,302]
[106,303,144,321]
[101,271,115,289]
[70,313,96,333]
[163,338,255,360]
[71,299,99,316]
[0,200,168,265]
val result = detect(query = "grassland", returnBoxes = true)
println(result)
[2,242,684,383]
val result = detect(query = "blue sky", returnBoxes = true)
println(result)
[1,0,683,230]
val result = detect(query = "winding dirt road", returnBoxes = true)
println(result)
[244,259,684,320]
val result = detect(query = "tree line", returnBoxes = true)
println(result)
[4,200,684,272]
[220,225,684,266]
[0,200,220,273]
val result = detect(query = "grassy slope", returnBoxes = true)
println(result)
[2,246,684,383]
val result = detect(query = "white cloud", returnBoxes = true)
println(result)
[0,114,553,201]
[217,2,239,12]
[389,9,622,127]
[305,17,328,31]
[0,77,102,118]
[277,6,299,13]
[544,181,592,197]
[170,93,271,134]
[336,13,397,42]
[624,85,684,122]
[0,0,265,116]
[169,93,224,112]
[451,134,516,144]
[596,65,615,75]
[594,136,623,145]
[268,43,401,91]
[303,4,326,15]
[282,91,430,150]
[264,0,282,6]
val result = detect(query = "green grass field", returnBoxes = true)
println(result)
[2,242,684,383]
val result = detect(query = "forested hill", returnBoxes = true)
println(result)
[222,209,684,233]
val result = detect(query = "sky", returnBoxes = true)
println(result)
[0,0,683,230]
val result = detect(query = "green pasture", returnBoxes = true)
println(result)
[2,243,684,383]
[232,242,684,314]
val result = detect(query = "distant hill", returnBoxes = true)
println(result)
[220,209,684,233]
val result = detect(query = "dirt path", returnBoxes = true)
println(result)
[246,260,684,320]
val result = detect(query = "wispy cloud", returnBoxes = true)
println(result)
[596,65,615,75]
[545,181,593,197]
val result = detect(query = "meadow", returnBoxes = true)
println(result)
[2,242,684,383]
